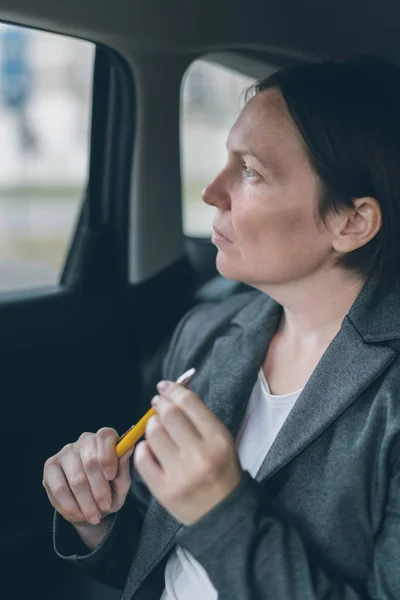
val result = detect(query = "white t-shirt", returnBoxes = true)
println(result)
[160,369,302,600]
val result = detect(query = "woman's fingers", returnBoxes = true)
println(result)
[80,436,112,514]
[43,428,133,525]
[111,445,134,500]
[42,459,85,522]
[145,415,180,470]
[96,427,120,481]
[60,451,102,525]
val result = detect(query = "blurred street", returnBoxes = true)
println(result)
[0,197,215,291]
[0,198,77,290]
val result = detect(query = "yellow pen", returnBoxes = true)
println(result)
[115,367,196,457]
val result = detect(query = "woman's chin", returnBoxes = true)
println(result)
[216,253,243,282]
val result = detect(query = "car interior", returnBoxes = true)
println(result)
[0,0,398,598]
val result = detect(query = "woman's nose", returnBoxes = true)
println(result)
[201,173,230,208]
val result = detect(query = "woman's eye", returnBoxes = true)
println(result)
[242,166,258,180]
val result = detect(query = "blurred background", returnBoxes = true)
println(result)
[0,23,254,292]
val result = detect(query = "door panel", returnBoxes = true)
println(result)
[0,31,141,598]
[0,253,199,598]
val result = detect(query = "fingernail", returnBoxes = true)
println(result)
[89,515,100,525]
[151,395,160,407]
[156,380,170,393]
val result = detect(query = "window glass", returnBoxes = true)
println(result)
[0,24,94,292]
[181,59,255,236]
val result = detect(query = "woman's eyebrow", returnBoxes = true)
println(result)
[226,140,254,157]
[227,143,263,163]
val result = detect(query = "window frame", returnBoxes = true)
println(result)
[0,23,135,301]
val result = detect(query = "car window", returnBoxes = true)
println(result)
[0,24,94,292]
[181,59,255,237]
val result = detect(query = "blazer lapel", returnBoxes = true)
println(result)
[255,314,396,483]
[205,293,282,439]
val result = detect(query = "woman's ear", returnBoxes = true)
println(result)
[332,197,382,254]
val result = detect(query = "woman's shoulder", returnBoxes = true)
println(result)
[162,288,263,380]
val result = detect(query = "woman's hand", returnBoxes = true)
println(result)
[134,381,244,526]
[43,427,134,526]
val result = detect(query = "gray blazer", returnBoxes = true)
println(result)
[54,280,400,599]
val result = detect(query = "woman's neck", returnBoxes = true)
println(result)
[259,269,366,344]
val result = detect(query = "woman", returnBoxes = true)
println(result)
[43,56,400,599]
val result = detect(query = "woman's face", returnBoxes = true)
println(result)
[202,89,337,288]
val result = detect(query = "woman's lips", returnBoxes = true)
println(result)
[212,227,233,244]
